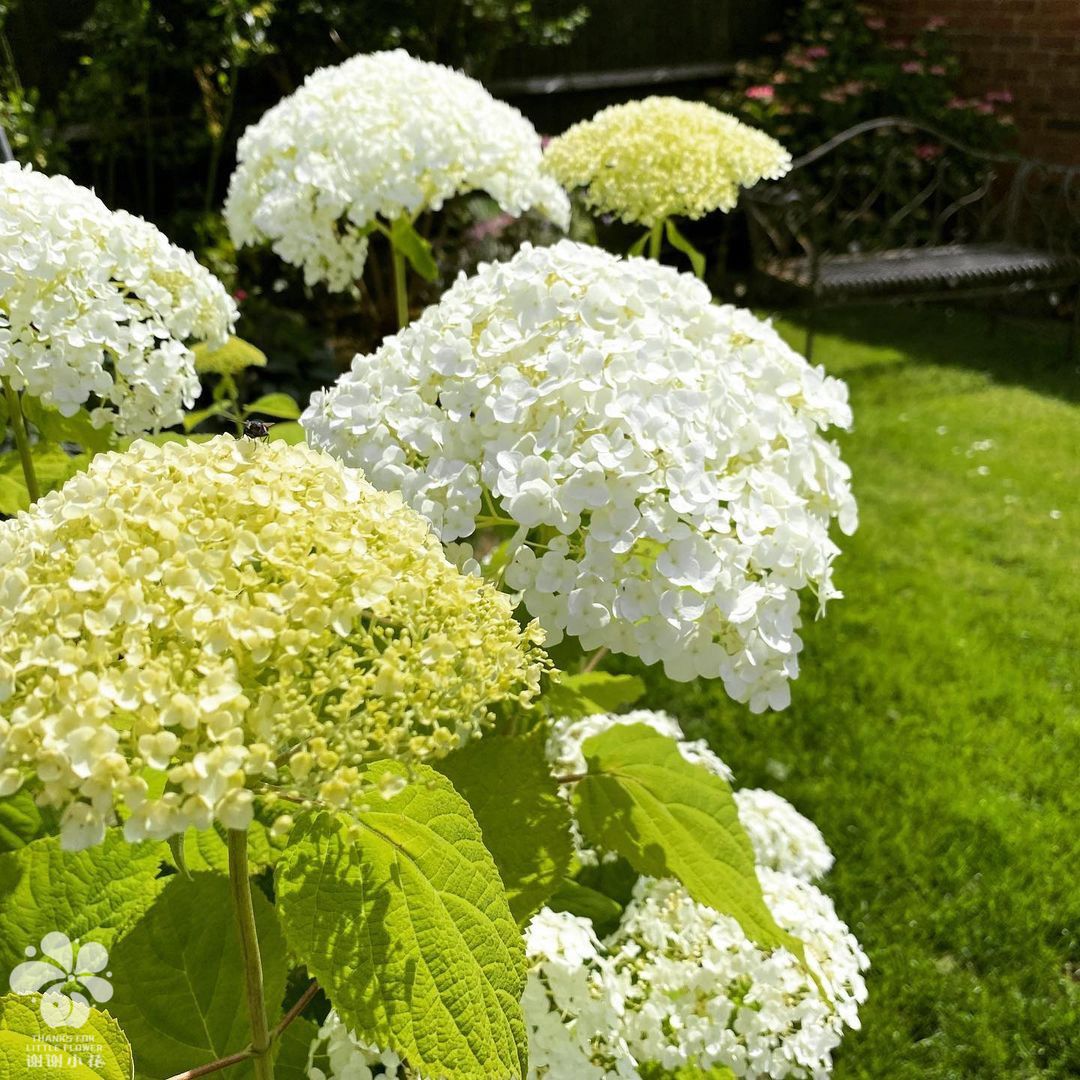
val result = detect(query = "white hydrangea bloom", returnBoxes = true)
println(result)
[304,241,856,710]
[307,1011,410,1080]
[600,872,869,1078]
[518,875,867,1079]
[523,909,638,1080]
[0,163,235,433]
[735,788,834,883]
[225,49,569,292]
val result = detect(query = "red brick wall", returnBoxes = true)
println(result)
[873,0,1080,164]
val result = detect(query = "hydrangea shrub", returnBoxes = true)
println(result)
[308,711,868,1080]
[0,78,867,1080]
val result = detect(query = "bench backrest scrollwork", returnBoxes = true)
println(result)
[743,117,1080,266]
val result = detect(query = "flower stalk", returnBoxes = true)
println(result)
[391,240,410,329]
[3,377,40,504]
[227,829,274,1080]
[166,1048,255,1080]
[648,219,664,261]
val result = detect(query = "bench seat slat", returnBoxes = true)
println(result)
[763,243,1080,297]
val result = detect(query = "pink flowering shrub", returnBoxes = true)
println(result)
[715,0,1015,158]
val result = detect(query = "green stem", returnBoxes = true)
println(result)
[391,240,409,330]
[2,378,39,504]
[648,219,664,261]
[227,830,274,1080]
[221,374,243,436]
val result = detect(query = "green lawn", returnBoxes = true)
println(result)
[640,304,1080,1078]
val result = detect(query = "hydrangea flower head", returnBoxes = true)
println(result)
[584,872,869,1078]
[225,49,570,291]
[313,878,867,1080]
[543,96,792,226]
[304,240,856,710]
[528,709,867,1078]
[734,787,834,882]
[0,436,546,850]
[0,163,236,433]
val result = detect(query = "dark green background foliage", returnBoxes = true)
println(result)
[0,0,594,363]
[0,0,586,233]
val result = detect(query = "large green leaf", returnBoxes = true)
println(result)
[0,993,133,1080]
[20,398,114,453]
[244,393,301,420]
[192,335,267,374]
[546,879,624,935]
[266,421,305,444]
[435,731,573,924]
[107,873,287,1079]
[562,672,646,713]
[178,817,278,875]
[539,671,646,721]
[182,402,229,432]
[0,791,52,854]
[276,762,527,1080]
[642,1065,735,1080]
[574,855,640,912]
[0,831,169,977]
[572,723,803,958]
[274,1016,319,1080]
[125,432,217,449]
[0,444,85,515]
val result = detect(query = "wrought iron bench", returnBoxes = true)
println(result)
[743,117,1080,360]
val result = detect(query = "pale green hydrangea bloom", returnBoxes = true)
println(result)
[0,436,546,850]
[544,96,791,226]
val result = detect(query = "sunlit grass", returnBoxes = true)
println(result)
[638,304,1080,1078]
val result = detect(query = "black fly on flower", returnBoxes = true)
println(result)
[243,418,273,440]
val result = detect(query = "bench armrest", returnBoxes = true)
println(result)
[1006,162,1080,254]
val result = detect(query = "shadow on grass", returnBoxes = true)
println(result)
[773,302,1080,404]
